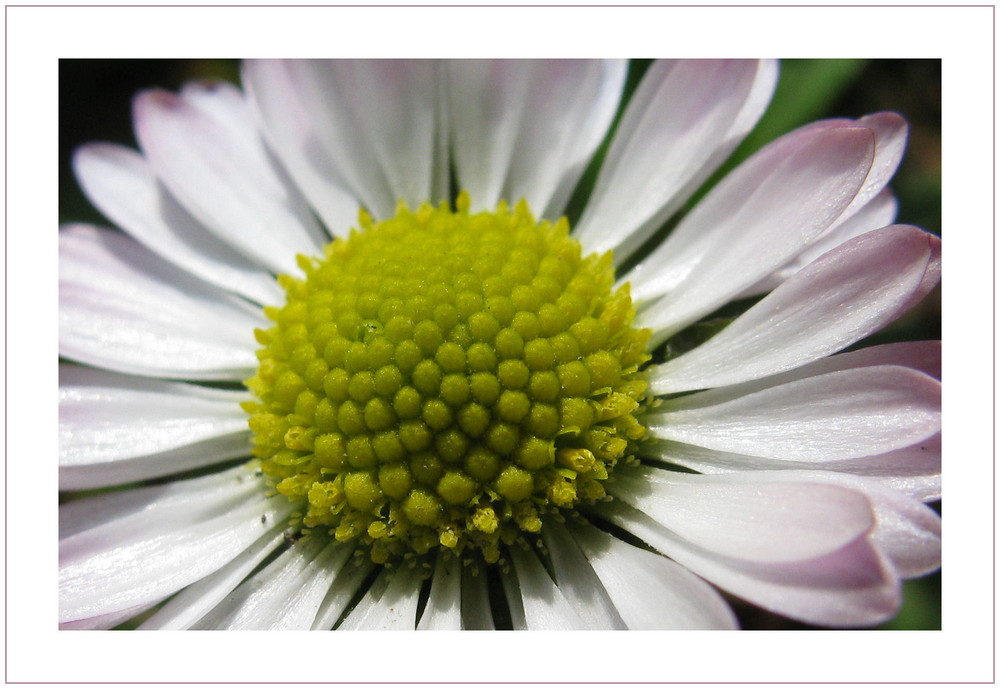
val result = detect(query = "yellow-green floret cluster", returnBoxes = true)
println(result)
[244,193,650,564]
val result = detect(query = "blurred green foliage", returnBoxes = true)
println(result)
[59,58,941,631]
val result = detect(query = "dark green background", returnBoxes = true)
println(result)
[58,59,942,630]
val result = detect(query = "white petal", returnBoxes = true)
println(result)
[338,566,422,630]
[574,60,766,261]
[450,60,626,218]
[738,188,899,298]
[460,567,495,630]
[567,520,737,629]
[59,462,254,539]
[139,526,286,629]
[626,127,873,342]
[662,340,941,411]
[72,143,283,305]
[447,60,534,211]
[245,60,439,221]
[834,112,908,226]
[609,466,875,563]
[133,85,326,274]
[416,554,462,630]
[622,118,855,298]
[193,539,351,630]
[59,225,264,380]
[646,432,941,502]
[649,365,940,461]
[310,559,375,630]
[60,466,291,623]
[60,599,165,630]
[828,433,942,501]
[242,60,363,237]
[502,546,587,630]
[59,364,251,489]
[766,471,941,579]
[597,500,900,627]
[796,187,900,274]
[647,225,942,394]
[627,121,875,342]
[540,520,626,629]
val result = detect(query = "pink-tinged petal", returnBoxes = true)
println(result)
[59,225,264,381]
[59,364,251,489]
[133,85,326,274]
[502,546,587,630]
[337,566,421,630]
[498,60,627,219]
[649,365,940,461]
[575,60,769,261]
[139,527,286,630]
[192,539,351,630]
[739,188,899,298]
[73,143,283,305]
[629,123,875,343]
[566,520,737,629]
[622,118,856,299]
[829,433,942,501]
[242,60,363,237]
[834,112,908,226]
[648,226,942,394]
[645,432,941,502]
[541,520,627,629]
[596,500,901,627]
[610,466,875,563]
[245,60,440,222]
[767,471,941,579]
[417,554,463,630]
[59,466,292,623]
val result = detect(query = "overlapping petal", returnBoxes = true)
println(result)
[139,527,286,630]
[133,82,327,274]
[73,143,283,305]
[59,465,291,625]
[646,432,941,502]
[647,365,940,461]
[548,519,736,629]
[627,120,876,343]
[601,470,904,626]
[448,60,626,217]
[57,59,941,634]
[192,539,352,630]
[575,59,775,262]
[647,225,942,394]
[502,546,587,630]
[59,364,252,489]
[338,566,422,630]
[59,225,265,380]
[244,59,444,223]
[415,555,463,630]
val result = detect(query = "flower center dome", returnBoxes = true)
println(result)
[245,193,650,564]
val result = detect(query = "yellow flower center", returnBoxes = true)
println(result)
[244,193,650,564]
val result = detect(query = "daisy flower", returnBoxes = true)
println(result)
[59,59,941,631]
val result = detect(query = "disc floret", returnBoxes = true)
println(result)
[244,193,650,563]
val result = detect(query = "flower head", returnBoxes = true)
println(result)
[60,59,941,630]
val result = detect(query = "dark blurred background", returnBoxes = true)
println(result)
[58,59,942,630]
